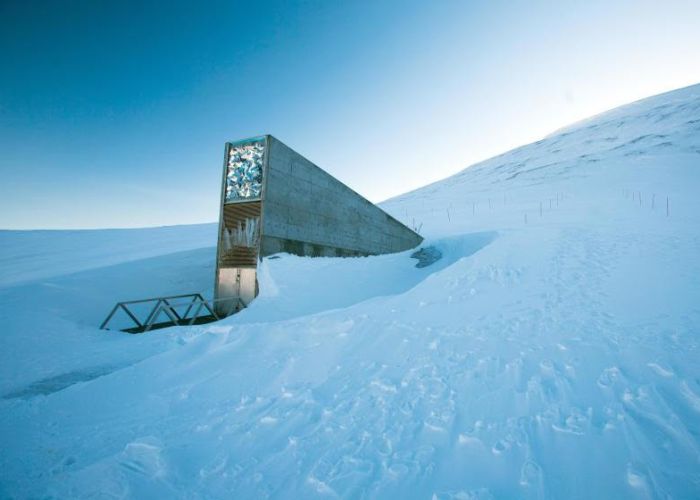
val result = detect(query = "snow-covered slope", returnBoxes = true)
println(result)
[0,223,217,287]
[1,84,700,498]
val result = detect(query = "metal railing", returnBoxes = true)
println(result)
[100,293,246,333]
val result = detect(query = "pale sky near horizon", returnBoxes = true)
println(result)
[2,0,699,229]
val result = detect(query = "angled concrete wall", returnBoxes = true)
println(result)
[260,136,422,257]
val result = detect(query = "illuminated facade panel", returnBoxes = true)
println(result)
[225,141,264,202]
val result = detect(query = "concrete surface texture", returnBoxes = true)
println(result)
[260,136,423,257]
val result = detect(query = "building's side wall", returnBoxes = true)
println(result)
[261,136,422,257]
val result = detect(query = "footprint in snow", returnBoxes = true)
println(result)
[457,433,483,447]
[119,438,167,478]
[519,459,543,488]
[626,463,653,495]
[491,439,512,455]
[551,407,589,435]
[597,366,622,388]
[647,362,674,378]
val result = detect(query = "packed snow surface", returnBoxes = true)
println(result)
[2,84,700,498]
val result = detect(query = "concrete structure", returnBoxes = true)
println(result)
[214,135,423,314]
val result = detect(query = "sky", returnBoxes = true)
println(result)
[1,0,699,229]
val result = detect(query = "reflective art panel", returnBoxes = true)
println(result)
[225,141,264,202]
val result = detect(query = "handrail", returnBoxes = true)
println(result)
[100,293,246,333]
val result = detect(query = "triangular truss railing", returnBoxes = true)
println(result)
[100,293,245,333]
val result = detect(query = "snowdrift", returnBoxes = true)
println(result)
[1,84,700,498]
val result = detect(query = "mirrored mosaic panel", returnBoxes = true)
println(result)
[225,141,264,202]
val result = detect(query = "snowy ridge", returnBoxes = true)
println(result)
[384,83,700,217]
[1,84,700,498]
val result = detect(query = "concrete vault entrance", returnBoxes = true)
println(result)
[214,135,423,316]
[101,135,423,332]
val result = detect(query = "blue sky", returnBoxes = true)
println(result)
[1,0,699,229]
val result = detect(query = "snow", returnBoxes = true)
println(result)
[1,84,700,498]
[0,223,217,288]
